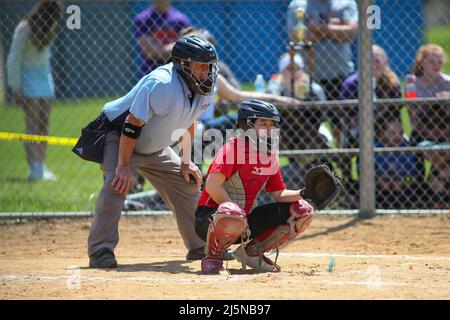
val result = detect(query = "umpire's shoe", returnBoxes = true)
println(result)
[186,246,235,261]
[89,247,118,268]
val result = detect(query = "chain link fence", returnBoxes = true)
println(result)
[0,0,449,216]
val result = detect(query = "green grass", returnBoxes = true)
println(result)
[0,98,110,212]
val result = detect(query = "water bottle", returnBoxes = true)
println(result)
[267,74,281,96]
[328,255,335,273]
[405,74,417,99]
[295,7,306,42]
[254,74,266,93]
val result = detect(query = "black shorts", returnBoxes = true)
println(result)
[195,202,293,242]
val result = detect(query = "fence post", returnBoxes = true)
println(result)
[358,0,376,218]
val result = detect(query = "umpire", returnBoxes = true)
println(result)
[87,35,218,268]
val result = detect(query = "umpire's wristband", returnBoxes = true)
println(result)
[122,122,143,139]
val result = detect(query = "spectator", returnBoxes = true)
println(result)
[424,143,450,209]
[178,27,241,132]
[131,0,191,192]
[287,0,358,100]
[134,0,191,78]
[6,0,64,182]
[410,44,450,146]
[415,107,450,145]
[374,110,419,209]
[125,28,302,210]
[341,45,401,101]
[179,28,302,139]
[287,0,358,187]
[278,52,326,101]
[275,52,331,189]
[413,109,450,208]
[336,45,401,205]
[412,44,450,98]
[179,28,242,91]
[340,44,402,148]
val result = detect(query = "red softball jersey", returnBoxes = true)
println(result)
[197,136,285,214]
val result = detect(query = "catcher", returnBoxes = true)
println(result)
[195,99,342,274]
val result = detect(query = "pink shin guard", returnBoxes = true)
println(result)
[205,202,247,258]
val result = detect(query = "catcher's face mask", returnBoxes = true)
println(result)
[179,60,219,95]
[245,118,280,155]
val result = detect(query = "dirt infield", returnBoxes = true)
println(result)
[0,214,449,300]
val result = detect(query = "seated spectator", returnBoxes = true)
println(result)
[414,106,450,145]
[374,110,419,209]
[179,28,301,149]
[337,45,401,206]
[341,45,401,101]
[424,143,450,209]
[412,44,450,98]
[287,0,358,175]
[409,44,450,146]
[130,25,301,199]
[412,110,450,208]
[340,45,401,148]
[278,52,326,101]
[276,55,332,190]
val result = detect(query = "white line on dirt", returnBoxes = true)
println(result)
[0,274,249,283]
[270,252,450,261]
[135,249,450,262]
[0,274,445,289]
[1,252,448,290]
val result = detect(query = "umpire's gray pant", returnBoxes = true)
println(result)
[87,131,205,257]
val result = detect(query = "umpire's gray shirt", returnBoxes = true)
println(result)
[103,63,213,155]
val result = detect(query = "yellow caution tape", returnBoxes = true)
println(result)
[0,131,77,147]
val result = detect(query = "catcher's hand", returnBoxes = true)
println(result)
[300,164,343,210]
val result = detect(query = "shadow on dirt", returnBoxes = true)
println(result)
[114,260,197,274]
[294,216,362,242]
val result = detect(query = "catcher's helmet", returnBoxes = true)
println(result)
[172,35,218,95]
[237,99,280,130]
[237,99,280,155]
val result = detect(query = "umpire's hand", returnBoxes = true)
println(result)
[180,162,203,188]
[112,164,133,194]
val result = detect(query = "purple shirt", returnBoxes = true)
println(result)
[416,73,450,98]
[134,6,191,77]
[340,72,401,100]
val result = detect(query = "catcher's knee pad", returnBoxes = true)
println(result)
[205,201,247,258]
[287,200,314,239]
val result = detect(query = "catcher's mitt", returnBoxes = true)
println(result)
[300,164,343,210]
